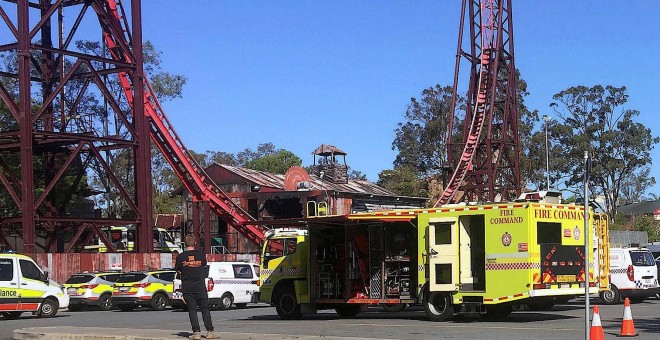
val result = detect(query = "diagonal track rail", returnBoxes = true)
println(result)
[435,0,497,207]
[100,0,268,245]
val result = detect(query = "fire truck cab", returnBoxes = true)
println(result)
[259,197,609,321]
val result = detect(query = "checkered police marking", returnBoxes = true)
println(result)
[485,262,540,270]
[214,279,253,285]
[262,268,301,276]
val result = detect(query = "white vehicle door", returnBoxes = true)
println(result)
[428,217,460,292]
[17,258,49,312]
[609,250,627,288]
[231,264,255,304]
[629,250,658,289]
[0,257,20,310]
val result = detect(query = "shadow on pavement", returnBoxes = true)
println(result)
[173,331,193,338]
[248,309,577,323]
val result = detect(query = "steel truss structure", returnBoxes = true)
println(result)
[437,0,521,206]
[0,0,266,253]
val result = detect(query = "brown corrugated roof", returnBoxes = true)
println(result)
[217,164,399,197]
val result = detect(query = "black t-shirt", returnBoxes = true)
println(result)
[175,250,208,294]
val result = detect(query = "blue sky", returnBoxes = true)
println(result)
[138,1,659,196]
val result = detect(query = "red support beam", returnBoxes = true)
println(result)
[130,0,153,253]
[18,0,35,253]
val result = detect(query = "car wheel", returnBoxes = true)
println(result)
[150,293,168,311]
[98,294,113,311]
[118,304,136,312]
[424,292,453,322]
[600,285,620,305]
[275,288,302,320]
[68,304,83,312]
[218,293,233,311]
[1,311,23,320]
[39,298,59,318]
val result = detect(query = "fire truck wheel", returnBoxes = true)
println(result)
[599,286,619,305]
[424,292,453,322]
[481,304,513,320]
[219,293,233,310]
[275,288,302,320]
[382,304,407,312]
[38,298,59,318]
[1,312,23,320]
[335,304,362,318]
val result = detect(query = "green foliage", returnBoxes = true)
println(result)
[514,72,542,189]
[611,213,660,242]
[348,168,368,181]
[549,85,659,218]
[237,143,277,166]
[386,71,537,199]
[244,150,302,174]
[143,41,187,102]
[205,151,238,166]
[377,166,427,198]
[635,216,659,242]
[392,85,457,176]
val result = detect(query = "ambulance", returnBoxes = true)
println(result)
[89,226,182,253]
[0,253,69,319]
[259,192,610,321]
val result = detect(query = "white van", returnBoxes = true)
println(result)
[173,261,260,310]
[600,247,659,304]
[0,253,70,319]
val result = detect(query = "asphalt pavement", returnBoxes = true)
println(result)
[3,299,660,340]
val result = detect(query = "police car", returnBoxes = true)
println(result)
[64,271,121,311]
[172,262,260,310]
[112,270,175,311]
[600,247,659,304]
[0,253,69,319]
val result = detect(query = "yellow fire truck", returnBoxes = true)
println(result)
[259,192,610,321]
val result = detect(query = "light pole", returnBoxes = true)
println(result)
[543,115,552,190]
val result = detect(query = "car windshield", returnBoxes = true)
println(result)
[65,274,94,284]
[115,273,147,283]
[629,251,655,266]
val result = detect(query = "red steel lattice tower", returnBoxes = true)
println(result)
[1,0,266,253]
[436,0,521,206]
[0,0,153,252]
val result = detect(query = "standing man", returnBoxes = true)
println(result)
[175,234,219,340]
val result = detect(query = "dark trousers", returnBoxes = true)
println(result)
[183,293,214,332]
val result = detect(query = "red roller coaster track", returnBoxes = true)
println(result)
[103,0,268,245]
[436,0,521,206]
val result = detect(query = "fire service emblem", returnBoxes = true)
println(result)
[501,232,512,246]
[573,226,580,240]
